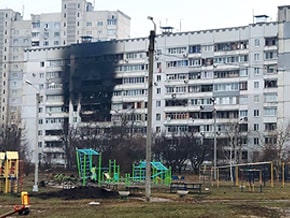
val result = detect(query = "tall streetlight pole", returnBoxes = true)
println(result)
[25,79,39,192]
[211,97,217,180]
[145,16,156,202]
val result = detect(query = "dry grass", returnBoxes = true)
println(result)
[1,173,290,217]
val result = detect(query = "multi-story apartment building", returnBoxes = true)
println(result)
[0,0,130,128]
[22,5,290,166]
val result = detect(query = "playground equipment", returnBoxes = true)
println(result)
[76,148,124,186]
[201,161,274,188]
[0,191,30,217]
[76,148,101,186]
[234,161,273,188]
[239,168,264,192]
[0,151,19,193]
[129,161,171,185]
[102,159,120,183]
[76,149,172,189]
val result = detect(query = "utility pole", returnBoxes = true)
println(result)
[25,80,39,192]
[145,16,156,202]
[212,97,217,180]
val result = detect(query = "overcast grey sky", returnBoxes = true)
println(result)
[0,0,289,37]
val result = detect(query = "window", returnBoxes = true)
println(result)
[254,123,259,131]
[239,96,248,104]
[254,81,259,89]
[166,60,188,68]
[156,75,161,81]
[156,126,161,133]
[264,80,277,88]
[156,88,161,94]
[54,32,60,37]
[40,61,45,67]
[97,21,103,26]
[156,113,161,121]
[254,67,260,75]
[156,100,161,107]
[265,136,277,145]
[254,137,259,145]
[168,47,186,54]
[86,22,92,27]
[239,82,247,90]
[240,110,248,117]
[239,69,248,77]
[156,62,162,72]
[214,41,248,51]
[265,51,277,60]
[32,22,40,28]
[265,93,277,102]
[189,45,201,53]
[54,23,60,28]
[124,89,145,96]
[254,39,260,46]
[107,18,117,25]
[254,53,260,61]
[189,58,202,67]
[214,83,239,92]
[264,107,277,116]
[265,65,277,74]
[240,55,248,62]
[265,37,277,46]
[265,123,276,131]
[123,77,145,84]
[254,109,259,117]
[254,95,259,103]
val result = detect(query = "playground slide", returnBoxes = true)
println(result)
[151,172,164,179]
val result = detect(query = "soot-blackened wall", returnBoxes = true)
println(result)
[63,42,122,122]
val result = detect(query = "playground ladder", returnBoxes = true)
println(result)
[79,154,91,178]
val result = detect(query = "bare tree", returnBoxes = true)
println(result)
[60,124,80,170]
[215,119,250,183]
[0,123,29,161]
[153,132,200,174]
[59,111,146,173]
[0,124,21,151]
[260,121,290,163]
[189,134,211,174]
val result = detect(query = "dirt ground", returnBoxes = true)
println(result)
[30,186,119,200]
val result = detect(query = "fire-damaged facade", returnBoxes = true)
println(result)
[22,5,290,165]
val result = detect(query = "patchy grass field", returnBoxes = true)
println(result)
[1,174,290,218]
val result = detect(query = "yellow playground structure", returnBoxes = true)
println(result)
[0,151,19,193]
